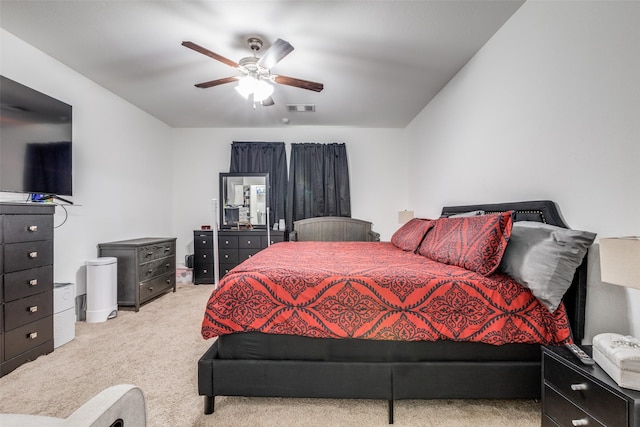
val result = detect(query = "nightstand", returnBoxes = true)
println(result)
[542,345,640,427]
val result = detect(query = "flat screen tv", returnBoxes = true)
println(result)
[0,75,73,202]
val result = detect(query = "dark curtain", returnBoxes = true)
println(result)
[287,143,351,230]
[229,141,287,228]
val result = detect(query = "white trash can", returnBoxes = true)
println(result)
[86,257,118,323]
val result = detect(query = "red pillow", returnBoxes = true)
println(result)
[417,212,513,275]
[391,218,433,252]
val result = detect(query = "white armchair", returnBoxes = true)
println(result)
[0,384,146,427]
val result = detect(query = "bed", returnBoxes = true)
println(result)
[197,200,592,423]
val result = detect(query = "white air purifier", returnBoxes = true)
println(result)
[86,257,118,323]
[53,282,76,347]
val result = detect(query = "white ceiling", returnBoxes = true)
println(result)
[0,1,524,128]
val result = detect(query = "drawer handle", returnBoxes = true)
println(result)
[166,279,171,284]
[225,240,230,245]
[248,254,252,258]
[224,254,229,259]
[28,225,38,232]
[247,240,251,245]
[202,240,207,244]
[29,279,38,286]
[571,419,589,426]
[29,306,38,313]
[148,268,154,273]
[166,263,170,268]
[147,251,154,256]
[570,383,588,391]
[203,269,208,274]
[203,254,207,259]
[148,286,153,291]
[28,251,38,258]
[29,332,38,339]
[165,247,171,251]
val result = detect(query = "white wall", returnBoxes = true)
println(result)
[170,127,407,260]
[405,1,640,342]
[1,29,175,294]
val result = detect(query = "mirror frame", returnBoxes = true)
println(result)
[219,172,269,230]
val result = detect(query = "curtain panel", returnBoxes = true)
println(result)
[229,141,287,228]
[287,143,351,230]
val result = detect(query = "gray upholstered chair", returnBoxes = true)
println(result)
[0,384,146,427]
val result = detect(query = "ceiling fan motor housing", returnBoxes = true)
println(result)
[247,37,263,52]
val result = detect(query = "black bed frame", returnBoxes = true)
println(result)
[198,200,588,424]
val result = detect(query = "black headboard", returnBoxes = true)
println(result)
[440,200,587,341]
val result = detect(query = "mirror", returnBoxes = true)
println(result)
[220,173,269,229]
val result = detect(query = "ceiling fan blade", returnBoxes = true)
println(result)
[195,76,238,89]
[261,96,275,107]
[257,39,294,69]
[182,41,239,68]
[273,75,324,92]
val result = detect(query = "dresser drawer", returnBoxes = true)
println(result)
[4,240,53,273]
[239,248,260,262]
[2,214,53,243]
[238,236,261,249]
[194,234,214,249]
[139,272,175,303]
[194,264,214,280]
[137,241,175,263]
[3,265,53,302]
[219,235,239,249]
[544,353,628,426]
[138,256,176,282]
[219,263,235,277]
[195,249,213,264]
[4,290,54,331]
[4,315,53,360]
[544,385,606,427]
[1,340,53,377]
[219,248,239,264]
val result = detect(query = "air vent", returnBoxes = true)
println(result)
[286,104,316,113]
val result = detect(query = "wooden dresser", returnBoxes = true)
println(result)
[193,230,286,283]
[98,237,176,311]
[1,203,55,377]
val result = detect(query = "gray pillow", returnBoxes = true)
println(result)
[499,221,596,312]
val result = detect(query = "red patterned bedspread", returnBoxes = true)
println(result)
[202,242,572,345]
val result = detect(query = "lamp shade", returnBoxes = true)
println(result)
[235,76,256,99]
[600,237,640,289]
[398,210,414,224]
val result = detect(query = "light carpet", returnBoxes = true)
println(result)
[0,282,541,426]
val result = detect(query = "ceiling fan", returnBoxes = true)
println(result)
[182,37,324,106]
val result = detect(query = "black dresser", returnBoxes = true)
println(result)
[542,344,640,427]
[98,237,176,311]
[1,203,55,377]
[193,229,286,284]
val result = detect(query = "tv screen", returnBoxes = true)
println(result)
[0,75,73,197]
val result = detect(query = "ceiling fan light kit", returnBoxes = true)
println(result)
[235,76,274,102]
[182,37,323,108]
